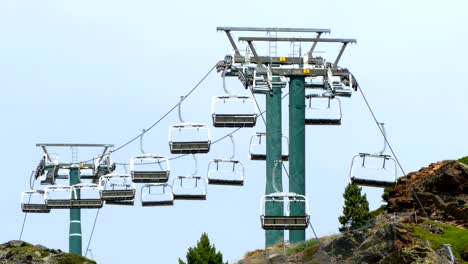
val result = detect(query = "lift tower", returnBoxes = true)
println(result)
[35,143,114,255]
[217,27,356,246]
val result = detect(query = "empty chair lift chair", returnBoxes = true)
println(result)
[260,192,310,230]
[211,95,257,127]
[130,154,170,183]
[169,95,211,154]
[207,159,245,186]
[349,153,397,188]
[169,124,211,154]
[172,176,207,200]
[249,132,289,161]
[100,173,136,205]
[305,93,342,125]
[45,185,73,209]
[70,183,103,209]
[21,190,50,213]
[141,183,174,206]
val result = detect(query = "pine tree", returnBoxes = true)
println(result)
[179,233,226,264]
[338,183,372,232]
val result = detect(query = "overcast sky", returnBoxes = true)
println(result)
[1,0,467,263]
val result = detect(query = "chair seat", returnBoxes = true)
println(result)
[213,114,257,128]
[261,215,309,230]
[305,118,341,125]
[208,178,244,186]
[132,171,169,183]
[142,200,174,207]
[170,141,211,154]
[71,199,103,209]
[21,204,50,213]
[350,177,395,188]
[173,194,207,200]
[100,190,135,200]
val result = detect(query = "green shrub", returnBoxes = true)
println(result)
[458,156,468,166]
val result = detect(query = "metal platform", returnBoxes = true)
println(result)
[250,154,289,161]
[172,193,207,200]
[305,118,341,125]
[141,200,174,206]
[207,178,244,186]
[212,114,257,127]
[100,189,135,201]
[46,199,72,209]
[350,177,395,188]
[71,199,103,209]
[169,141,211,154]
[260,216,310,230]
[131,171,170,183]
[21,203,50,213]
[106,200,134,206]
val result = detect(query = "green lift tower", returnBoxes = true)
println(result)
[217,27,356,247]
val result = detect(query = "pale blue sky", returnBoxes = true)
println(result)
[1,0,467,263]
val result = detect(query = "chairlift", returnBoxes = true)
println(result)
[249,132,289,161]
[207,135,245,186]
[349,123,397,188]
[169,96,211,154]
[260,192,310,230]
[35,155,59,185]
[45,185,73,209]
[131,155,170,183]
[21,190,50,213]
[131,129,170,183]
[305,93,342,125]
[172,155,207,200]
[327,68,353,97]
[212,68,257,127]
[93,155,116,183]
[252,67,271,94]
[99,173,136,202]
[70,183,103,209]
[212,96,257,127]
[141,183,174,206]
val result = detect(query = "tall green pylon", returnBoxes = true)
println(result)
[265,76,284,247]
[289,76,306,243]
[69,166,82,255]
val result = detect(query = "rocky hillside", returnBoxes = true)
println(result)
[237,160,468,264]
[0,240,95,264]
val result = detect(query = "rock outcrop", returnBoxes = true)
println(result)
[0,240,95,264]
[387,160,468,227]
[236,160,468,264]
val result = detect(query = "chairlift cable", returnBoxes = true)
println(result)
[355,77,429,218]
[308,222,320,243]
[249,88,290,178]
[85,208,101,258]
[19,171,36,240]
[78,63,217,164]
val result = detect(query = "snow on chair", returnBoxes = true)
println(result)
[21,190,50,213]
[172,154,207,200]
[169,96,211,154]
[207,135,245,186]
[349,123,398,188]
[305,92,342,125]
[249,132,289,161]
[141,183,174,206]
